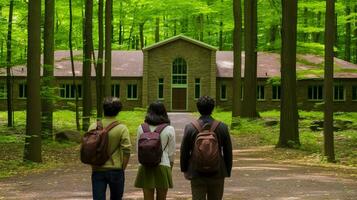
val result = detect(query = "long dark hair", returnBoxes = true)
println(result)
[145,101,170,125]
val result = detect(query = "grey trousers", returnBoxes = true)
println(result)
[191,177,225,200]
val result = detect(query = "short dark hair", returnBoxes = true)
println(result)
[145,101,170,125]
[103,97,122,117]
[196,96,215,116]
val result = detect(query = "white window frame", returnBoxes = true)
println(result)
[172,58,188,87]
[19,83,27,99]
[257,85,265,101]
[59,84,82,99]
[111,84,120,98]
[127,84,138,100]
[308,85,323,101]
[272,85,281,101]
[158,78,164,100]
[0,84,7,99]
[333,85,345,102]
[220,84,227,101]
[352,86,357,101]
[194,78,201,100]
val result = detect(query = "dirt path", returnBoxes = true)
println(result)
[1,113,357,200]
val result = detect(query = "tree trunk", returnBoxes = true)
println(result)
[313,12,322,43]
[24,0,42,162]
[324,0,336,162]
[42,0,55,137]
[155,17,160,43]
[278,0,300,148]
[302,7,308,42]
[232,0,242,125]
[69,0,80,131]
[139,23,144,49]
[82,0,93,131]
[241,0,258,118]
[6,0,14,127]
[219,0,224,50]
[354,5,357,64]
[96,0,104,118]
[104,0,112,97]
[345,0,351,61]
[199,14,204,41]
[119,1,123,45]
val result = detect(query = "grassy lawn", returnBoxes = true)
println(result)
[0,109,146,179]
[213,109,357,168]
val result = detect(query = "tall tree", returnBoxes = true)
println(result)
[232,0,242,124]
[41,0,55,137]
[83,0,93,131]
[241,0,258,118]
[355,5,357,64]
[324,0,336,162]
[277,0,300,148]
[104,0,112,97]
[344,0,351,61]
[24,0,42,162]
[155,17,160,43]
[219,0,224,50]
[96,0,104,118]
[69,0,80,131]
[6,0,14,127]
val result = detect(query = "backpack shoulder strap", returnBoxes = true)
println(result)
[103,121,120,133]
[96,120,104,130]
[210,120,220,132]
[154,123,169,134]
[141,123,151,133]
[191,120,202,132]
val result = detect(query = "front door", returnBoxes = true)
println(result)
[172,88,187,110]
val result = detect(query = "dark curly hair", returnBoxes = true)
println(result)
[145,101,170,125]
[103,97,122,117]
[196,96,215,116]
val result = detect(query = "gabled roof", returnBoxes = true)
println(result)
[142,35,217,51]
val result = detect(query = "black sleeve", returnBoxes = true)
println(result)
[221,123,233,177]
[180,124,192,172]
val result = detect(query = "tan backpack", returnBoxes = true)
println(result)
[191,120,221,173]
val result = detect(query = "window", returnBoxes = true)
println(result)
[333,85,345,101]
[158,78,164,99]
[308,85,323,100]
[353,86,357,101]
[60,84,82,99]
[272,85,281,100]
[19,84,27,98]
[257,85,265,100]
[111,84,120,98]
[172,58,187,85]
[0,84,6,99]
[127,84,138,100]
[194,78,200,99]
[220,84,227,100]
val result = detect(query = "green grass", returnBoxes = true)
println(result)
[213,109,357,167]
[0,109,146,179]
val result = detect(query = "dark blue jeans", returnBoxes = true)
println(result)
[91,170,125,200]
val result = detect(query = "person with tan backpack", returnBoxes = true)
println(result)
[180,96,232,200]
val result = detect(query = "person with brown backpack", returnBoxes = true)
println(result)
[180,96,233,200]
[134,101,176,200]
[82,97,131,200]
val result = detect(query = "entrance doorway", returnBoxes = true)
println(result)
[172,88,187,110]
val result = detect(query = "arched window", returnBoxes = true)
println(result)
[172,58,187,85]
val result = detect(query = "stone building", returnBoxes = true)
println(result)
[1,35,357,112]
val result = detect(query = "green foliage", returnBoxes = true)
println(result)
[214,110,357,167]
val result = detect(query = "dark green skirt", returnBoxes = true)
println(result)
[134,165,173,189]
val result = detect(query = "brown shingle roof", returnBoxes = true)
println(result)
[216,51,357,78]
[2,50,357,79]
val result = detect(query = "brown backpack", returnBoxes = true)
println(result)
[191,120,221,173]
[138,123,168,167]
[80,121,119,166]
